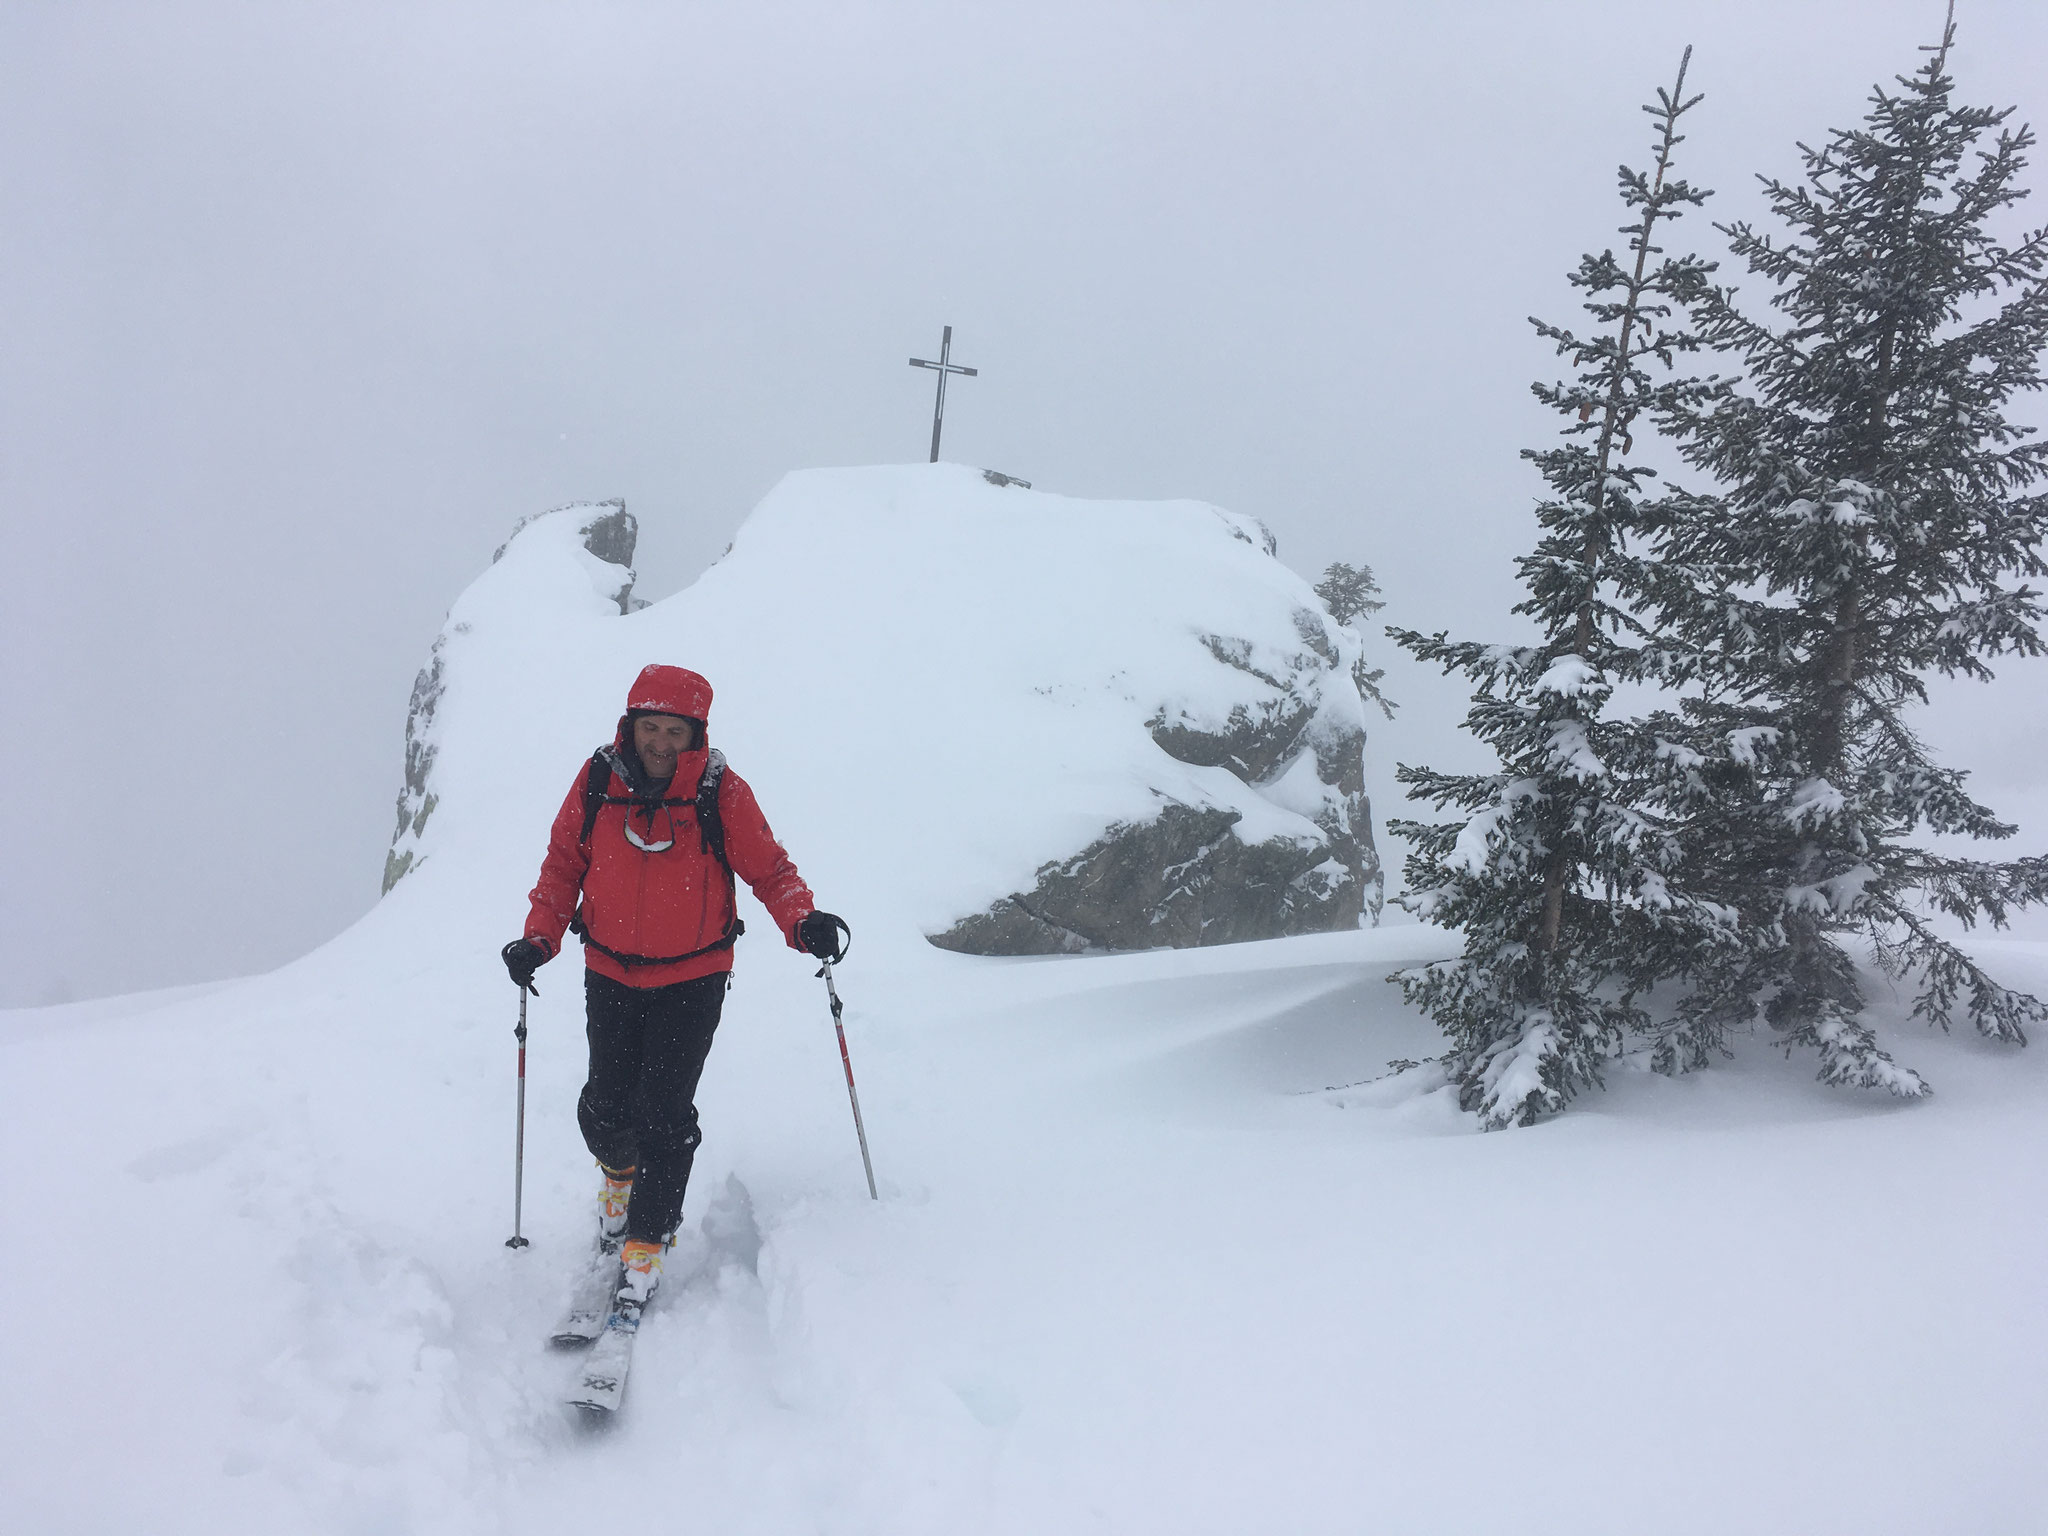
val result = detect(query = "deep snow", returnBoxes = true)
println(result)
[4,467,2045,1534]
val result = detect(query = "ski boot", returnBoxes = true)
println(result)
[549,1168,642,1349]
[598,1163,635,1253]
[618,1237,668,1309]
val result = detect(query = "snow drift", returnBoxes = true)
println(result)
[384,465,1381,953]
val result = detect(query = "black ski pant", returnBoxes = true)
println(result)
[577,968,726,1243]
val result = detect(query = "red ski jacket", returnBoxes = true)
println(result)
[524,666,815,989]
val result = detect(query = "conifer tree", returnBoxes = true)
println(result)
[1389,52,1740,1127]
[1642,12,2048,1092]
[1316,561,1396,718]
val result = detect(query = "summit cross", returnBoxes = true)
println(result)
[908,325,978,463]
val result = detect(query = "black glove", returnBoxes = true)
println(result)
[501,937,552,994]
[797,911,851,963]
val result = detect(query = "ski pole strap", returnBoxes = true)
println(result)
[819,914,851,963]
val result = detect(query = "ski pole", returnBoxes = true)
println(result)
[506,987,532,1249]
[819,959,878,1200]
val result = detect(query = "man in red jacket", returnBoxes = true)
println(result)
[501,663,848,1306]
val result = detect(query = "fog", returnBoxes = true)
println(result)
[4,0,2044,1006]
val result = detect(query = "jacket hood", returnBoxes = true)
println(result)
[613,663,713,766]
[626,664,713,720]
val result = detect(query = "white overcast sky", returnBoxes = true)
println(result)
[4,0,2045,1005]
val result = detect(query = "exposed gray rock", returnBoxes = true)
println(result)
[380,632,447,894]
[493,498,640,613]
[929,596,1381,955]
[929,802,1369,955]
[1214,507,1279,557]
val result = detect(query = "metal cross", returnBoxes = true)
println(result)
[908,325,978,463]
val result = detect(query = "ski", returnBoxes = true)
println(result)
[566,1296,644,1415]
[548,1238,622,1347]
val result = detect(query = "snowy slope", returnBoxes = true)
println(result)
[6,928,2044,1534]
[4,468,2046,1535]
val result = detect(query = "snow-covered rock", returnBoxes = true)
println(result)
[380,464,1381,952]
[932,608,1381,952]
[383,498,640,895]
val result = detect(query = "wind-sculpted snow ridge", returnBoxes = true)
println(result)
[379,464,1380,952]
[384,498,640,894]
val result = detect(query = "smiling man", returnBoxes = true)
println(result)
[501,663,848,1307]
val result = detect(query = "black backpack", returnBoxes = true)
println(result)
[568,747,744,968]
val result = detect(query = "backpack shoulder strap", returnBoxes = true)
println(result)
[695,749,731,871]
[578,751,612,847]
[573,749,748,965]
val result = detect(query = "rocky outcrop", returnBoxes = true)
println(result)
[382,501,639,893]
[930,801,1369,954]
[380,635,448,895]
[929,593,1380,956]
[493,498,641,612]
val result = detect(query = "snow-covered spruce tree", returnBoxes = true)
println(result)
[1315,561,1397,719]
[1639,17,2048,1093]
[1388,51,1742,1128]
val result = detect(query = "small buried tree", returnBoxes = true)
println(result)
[1315,560,1397,719]
[1390,51,1744,1127]
[1640,11,2048,1091]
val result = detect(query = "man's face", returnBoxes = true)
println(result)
[633,713,695,778]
